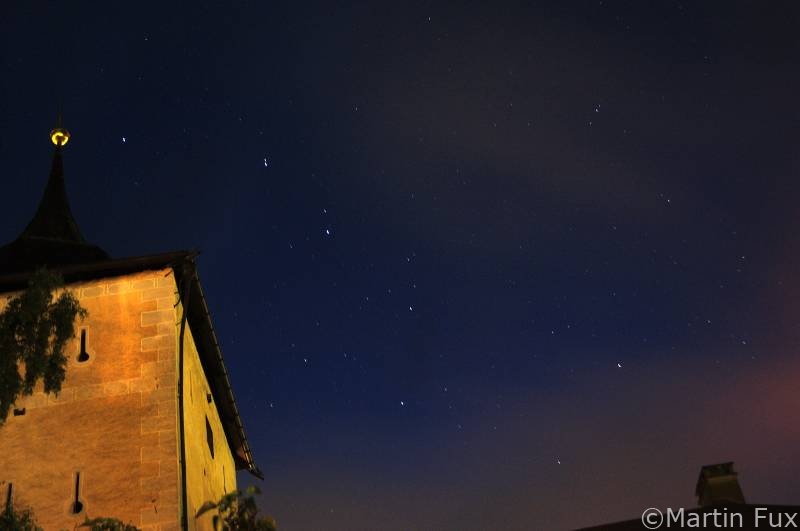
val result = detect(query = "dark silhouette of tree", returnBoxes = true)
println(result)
[1,504,141,531]
[196,486,277,531]
[0,268,86,424]
[79,517,141,530]
[1,503,43,531]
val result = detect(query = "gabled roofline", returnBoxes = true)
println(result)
[0,251,262,479]
[176,257,263,479]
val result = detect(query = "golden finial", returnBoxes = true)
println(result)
[50,112,70,147]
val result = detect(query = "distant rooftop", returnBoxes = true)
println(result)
[577,462,798,530]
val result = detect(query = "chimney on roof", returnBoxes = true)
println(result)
[695,462,746,507]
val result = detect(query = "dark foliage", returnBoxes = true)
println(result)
[1,504,43,531]
[196,486,277,531]
[0,268,86,424]
[79,517,141,530]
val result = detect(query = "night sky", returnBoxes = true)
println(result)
[2,2,800,529]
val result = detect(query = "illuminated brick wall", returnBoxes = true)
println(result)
[0,268,237,531]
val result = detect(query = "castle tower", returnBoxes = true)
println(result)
[0,125,261,531]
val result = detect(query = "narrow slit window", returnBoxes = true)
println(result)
[71,472,84,514]
[206,416,214,458]
[5,483,12,512]
[77,330,89,363]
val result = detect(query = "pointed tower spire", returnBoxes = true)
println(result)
[0,121,109,275]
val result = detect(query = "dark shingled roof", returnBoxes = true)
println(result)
[0,143,261,478]
[0,147,109,275]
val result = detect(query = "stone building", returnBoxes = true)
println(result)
[0,125,261,530]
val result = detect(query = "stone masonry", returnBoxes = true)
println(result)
[0,268,183,531]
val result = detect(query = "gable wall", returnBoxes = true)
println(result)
[180,316,237,531]
[0,269,181,531]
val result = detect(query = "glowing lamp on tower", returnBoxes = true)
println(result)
[50,127,70,147]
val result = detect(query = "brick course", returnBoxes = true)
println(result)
[0,269,181,530]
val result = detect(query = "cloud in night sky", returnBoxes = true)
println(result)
[242,348,800,530]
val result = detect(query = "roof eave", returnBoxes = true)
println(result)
[176,259,262,478]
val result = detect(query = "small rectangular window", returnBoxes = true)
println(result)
[71,472,84,514]
[206,416,214,458]
[77,329,90,362]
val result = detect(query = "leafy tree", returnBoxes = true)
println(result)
[0,504,43,531]
[0,268,86,424]
[79,517,140,531]
[0,505,141,531]
[196,486,277,531]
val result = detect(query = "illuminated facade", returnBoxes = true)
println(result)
[0,128,260,531]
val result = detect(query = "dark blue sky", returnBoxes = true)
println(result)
[2,2,799,529]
